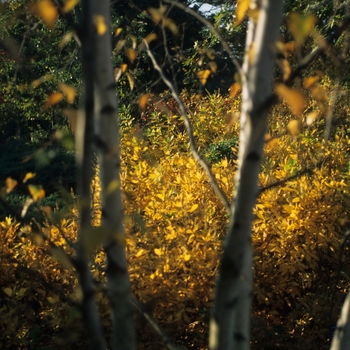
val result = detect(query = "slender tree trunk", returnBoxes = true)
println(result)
[76,0,106,349]
[209,1,283,349]
[330,289,350,350]
[93,1,136,349]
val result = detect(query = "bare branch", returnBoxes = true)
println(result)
[144,40,231,214]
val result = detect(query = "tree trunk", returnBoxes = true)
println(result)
[93,1,136,349]
[209,1,284,349]
[76,0,106,349]
[330,289,350,350]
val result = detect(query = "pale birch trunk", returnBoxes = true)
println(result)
[76,0,107,349]
[330,289,350,350]
[93,1,136,349]
[209,1,283,349]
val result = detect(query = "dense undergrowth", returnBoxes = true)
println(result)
[1,85,350,349]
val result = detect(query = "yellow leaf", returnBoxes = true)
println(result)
[235,0,250,26]
[306,111,320,126]
[144,33,157,45]
[163,18,177,34]
[115,27,123,36]
[154,248,162,256]
[28,185,45,202]
[267,137,279,150]
[125,48,137,63]
[275,84,306,117]
[59,31,74,49]
[93,15,107,35]
[5,177,17,193]
[183,254,191,261]
[148,6,167,23]
[221,158,228,168]
[303,75,320,89]
[278,59,291,81]
[135,248,146,258]
[43,92,63,110]
[139,94,149,110]
[288,13,317,46]
[287,119,302,136]
[197,69,211,85]
[63,0,79,13]
[3,287,12,297]
[188,204,199,213]
[121,63,128,72]
[229,82,241,98]
[23,172,36,183]
[34,0,58,28]
[125,72,135,91]
[58,83,77,104]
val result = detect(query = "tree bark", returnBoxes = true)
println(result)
[76,0,106,349]
[330,289,350,350]
[93,1,136,349]
[209,1,283,349]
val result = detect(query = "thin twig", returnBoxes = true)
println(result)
[144,40,231,213]
[259,159,325,195]
[131,296,184,350]
[162,0,243,78]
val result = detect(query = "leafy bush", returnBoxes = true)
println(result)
[1,90,350,349]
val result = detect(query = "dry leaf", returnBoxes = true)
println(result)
[229,83,241,98]
[139,94,149,110]
[115,27,123,36]
[125,48,137,63]
[275,84,306,117]
[28,185,45,202]
[59,83,77,104]
[125,72,135,90]
[5,177,17,193]
[63,0,79,13]
[148,6,167,23]
[43,92,63,110]
[144,33,157,44]
[306,111,320,126]
[278,59,291,81]
[287,119,302,136]
[59,31,74,49]
[34,0,58,28]
[154,248,162,256]
[197,69,211,85]
[23,172,36,183]
[163,18,178,34]
[121,63,128,72]
[235,0,250,26]
[303,75,320,89]
[93,15,107,35]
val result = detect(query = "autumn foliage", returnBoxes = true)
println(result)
[1,85,350,349]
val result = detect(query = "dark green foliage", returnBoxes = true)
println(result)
[0,138,76,221]
[204,137,238,163]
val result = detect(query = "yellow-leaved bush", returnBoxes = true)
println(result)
[1,91,350,349]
